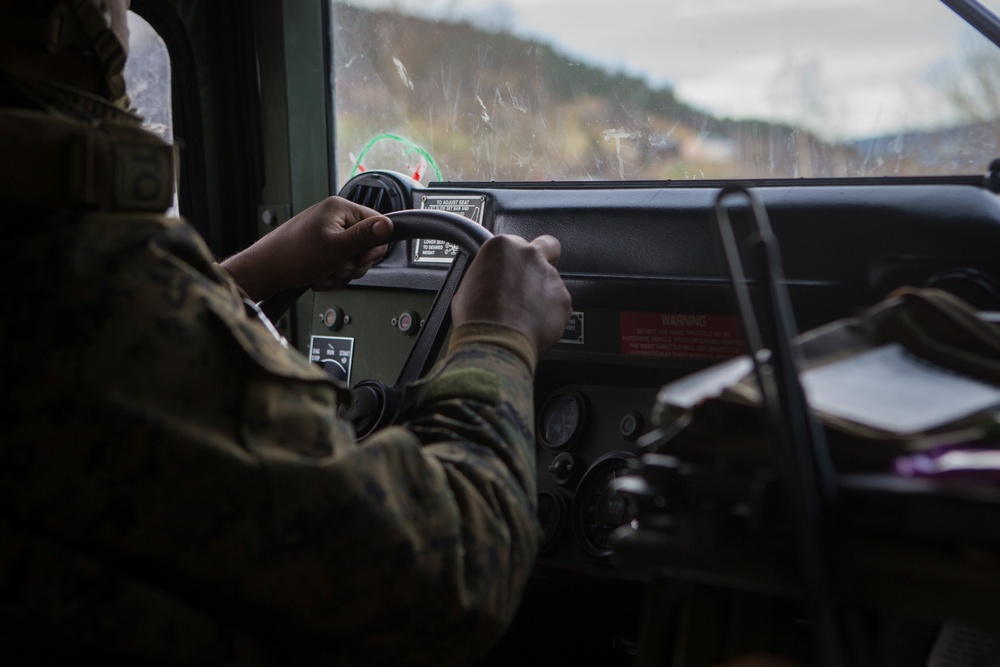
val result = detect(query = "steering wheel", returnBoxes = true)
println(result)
[258,208,494,437]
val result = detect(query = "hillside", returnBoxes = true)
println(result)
[329,4,994,182]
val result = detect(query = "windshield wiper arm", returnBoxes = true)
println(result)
[941,0,1000,50]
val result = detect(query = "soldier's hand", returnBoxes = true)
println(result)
[220,196,393,301]
[452,235,572,356]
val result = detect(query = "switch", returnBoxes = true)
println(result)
[620,411,644,441]
[323,306,346,331]
[397,310,420,336]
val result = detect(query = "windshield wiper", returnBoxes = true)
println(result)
[941,0,1000,49]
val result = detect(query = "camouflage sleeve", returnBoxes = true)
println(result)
[248,322,541,666]
[2,210,542,665]
[198,244,541,663]
[206,265,541,664]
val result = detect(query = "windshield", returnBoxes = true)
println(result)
[330,0,1000,186]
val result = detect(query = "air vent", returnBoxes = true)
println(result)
[339,171,421,264]
[339,171,415,214]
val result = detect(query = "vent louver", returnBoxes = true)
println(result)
[340,172,411,214]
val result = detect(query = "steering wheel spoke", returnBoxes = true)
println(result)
[257,209,494,439]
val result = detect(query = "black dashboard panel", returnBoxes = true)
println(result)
[335,173,1000,564]
[486,182,1000,317]
[351,177,1000,317]
[324,172,1000,664]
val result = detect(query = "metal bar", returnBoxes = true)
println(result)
[713,185,852,667]
[940,0,1000,50]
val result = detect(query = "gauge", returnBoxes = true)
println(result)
[536,487,567,554]
[538,389,588,451]
[571,452,639,559]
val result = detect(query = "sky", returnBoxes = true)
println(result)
[349,0,1000,139]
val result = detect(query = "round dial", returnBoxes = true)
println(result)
[538,390,588,451]
[536,487,567,554]
[571,452,638,559]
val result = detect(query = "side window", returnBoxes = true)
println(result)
[125,11,173,143]
[124,11,177,212]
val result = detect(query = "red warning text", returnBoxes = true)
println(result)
[620,311,745,361]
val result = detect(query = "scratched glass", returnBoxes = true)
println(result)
[330,0,1000,187]
[125,11,178,215]
[126,12,173,144]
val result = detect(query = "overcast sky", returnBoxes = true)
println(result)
[351,0,1000,139]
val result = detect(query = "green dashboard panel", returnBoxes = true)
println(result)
[307,286,438,387]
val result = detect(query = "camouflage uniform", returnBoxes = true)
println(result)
[0,72,540,665]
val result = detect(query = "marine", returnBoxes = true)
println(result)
[0,0,572,664]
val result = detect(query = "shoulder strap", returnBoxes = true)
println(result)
[0,108,175,213]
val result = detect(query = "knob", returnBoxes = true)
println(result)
[337,380,399,441]
[620,411,644,441]
[548,452,577,485]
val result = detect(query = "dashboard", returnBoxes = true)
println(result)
[297,169,1000,664]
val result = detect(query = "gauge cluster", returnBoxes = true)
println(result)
[531,378,665,578]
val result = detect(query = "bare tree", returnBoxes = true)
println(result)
[929,34,1000,123]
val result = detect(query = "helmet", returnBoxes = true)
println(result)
[0,0,127,103]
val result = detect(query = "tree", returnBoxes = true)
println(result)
[929,33,1000,123]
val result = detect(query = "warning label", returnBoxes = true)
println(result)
[415,195,484,264]
[620,311,745,361]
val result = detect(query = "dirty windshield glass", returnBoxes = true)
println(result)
[330,0,1000,186]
